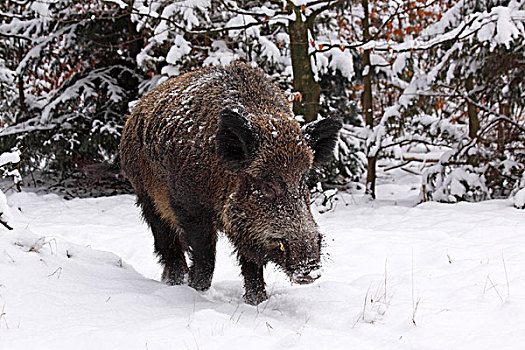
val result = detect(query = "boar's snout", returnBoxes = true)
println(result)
[291,264,322,285]
[283,237,322,285]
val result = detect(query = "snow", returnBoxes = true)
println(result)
[226,14,259,38]
[258,36,282,63]
[203,41,239,67]
[0,151,20,167]
[104,0,127,9]
[392,52,409,76]
[493,6,522,49]
[327,48,354,80]
[0,189,12,226]
[369,53,389,67]
[166,35,192,64]
[514,188,525,209]
[360,3,524,53]
[1,178,525,349]
[0,67,14,83]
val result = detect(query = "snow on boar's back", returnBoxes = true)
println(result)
[119,62,341,305]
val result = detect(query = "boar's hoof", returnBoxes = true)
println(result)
[243,290,268,305]
[189,279,212,291]
[189,270,213,291]
[162,266,186,286]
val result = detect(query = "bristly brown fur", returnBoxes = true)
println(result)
[120,62,340,304]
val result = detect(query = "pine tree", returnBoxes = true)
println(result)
[0,0,141,176]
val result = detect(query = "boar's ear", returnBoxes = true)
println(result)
[216,109,258,171]
[301,117,342,165]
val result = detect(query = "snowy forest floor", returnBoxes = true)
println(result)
[1,169,524,350]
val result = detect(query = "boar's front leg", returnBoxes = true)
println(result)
[239,255,267,305]
[180,213,217,291]
[137,194,188,285]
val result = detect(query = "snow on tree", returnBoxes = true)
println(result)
[0,150,21,230]
[322,0,524,201]
[409,0,525,202]
[0,0,522,202]
[311,0,457,197]
[0,0,141,175]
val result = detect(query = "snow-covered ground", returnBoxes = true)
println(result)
[1,174,524,350]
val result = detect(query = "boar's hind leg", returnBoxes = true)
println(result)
[137,195,188,285]
[239,255,267,305]
[179,213,217,291]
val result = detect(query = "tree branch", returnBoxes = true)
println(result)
[217,0,286,18]
[0,32,33,41]
[128,7,271,36]
[306,0,348,25]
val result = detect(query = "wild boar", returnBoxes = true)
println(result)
[120,62,341,304]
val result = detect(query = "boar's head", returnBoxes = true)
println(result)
[217,108,341,285]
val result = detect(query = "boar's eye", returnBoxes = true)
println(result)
[274,239,286,253]
[260,178,284,199]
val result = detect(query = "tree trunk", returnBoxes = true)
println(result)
[288,4,321,123]
[465,75,479,139]
[126,5,143,58]
[498,104,510,153]
[362,0,376,198]
[366,155,377,197]
[18,74,26,115]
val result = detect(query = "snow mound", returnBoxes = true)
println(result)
[2,191,525,349]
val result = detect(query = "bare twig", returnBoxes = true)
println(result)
[0,217,13,230]
[384,161,412,172]
[483,275,504,303]
[401,167,420,176]
[411,249,420,326]
[352,285,370,328]
[384,258,388,305]
[0,302,8,329]
[502,253,510,300]
[48,267,62,278]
